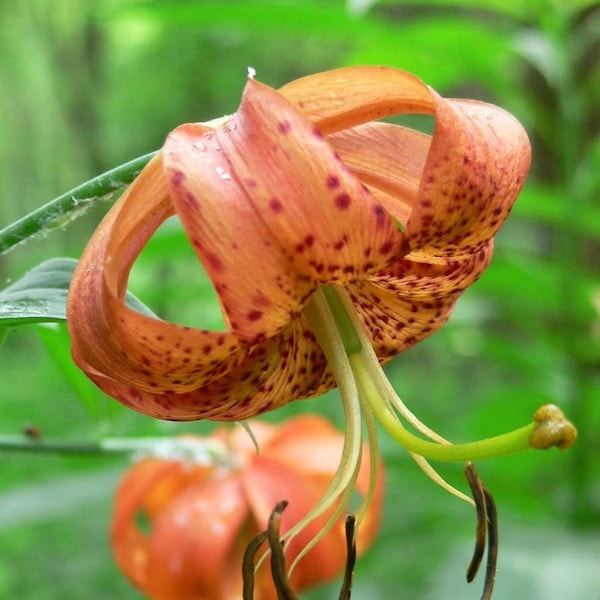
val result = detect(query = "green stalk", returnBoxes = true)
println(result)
[0,151,157,255]
[0,434,225,463]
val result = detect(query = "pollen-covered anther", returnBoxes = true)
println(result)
[529,404,577,450]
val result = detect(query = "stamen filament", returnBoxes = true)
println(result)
[268,282,576,577]
[355,399,381,524]
[326,285,576,461]
[276,290,364,571]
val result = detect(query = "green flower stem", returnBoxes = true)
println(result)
[0,434,225,464]
[0,151,157,255]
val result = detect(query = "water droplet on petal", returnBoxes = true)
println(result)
[215,166,231,181]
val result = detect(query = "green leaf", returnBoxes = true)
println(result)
[35,324,103,417]
[0,258,155,326]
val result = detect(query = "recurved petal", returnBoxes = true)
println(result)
[278,65,435,134]
[80,315,331,421]
[67,153,243,405]
[144,475,249,600]
[328,121,431,225]
[405,92,531,258]
[111,459,207,591]
[201,316,332,421]
[164,77,403,343]
[349,243,493,359]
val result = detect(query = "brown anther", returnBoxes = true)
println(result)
[242,502,358,600]
[530,404,577,450]
[338,515,357,600]
[242,530,268,600]
[465,464,498,600]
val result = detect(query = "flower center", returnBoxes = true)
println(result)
[284,284,577,566]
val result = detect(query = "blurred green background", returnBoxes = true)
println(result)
[1,0,599,598]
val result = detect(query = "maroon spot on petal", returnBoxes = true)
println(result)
[269,198,284,213]
[185,192,199,208]
[326,174,340,189]
[379,241,394,254]
[278,120,292,134]
[312,128,323,139]
[246,178,257,188]
[334,240,345,251]
[374,204,386,227]
[247,310,263,321]
[171,171,186,186]
[335,193,351,209]
[205,252,224,271]
[304,234,315,247]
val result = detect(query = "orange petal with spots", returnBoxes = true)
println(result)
[164,77,403,343]
[81,315,330,421]
[348,245,493,359]
[278,65,435,134]
[405,92,531,258]
[328,122,431,225]
[67,155,248,410]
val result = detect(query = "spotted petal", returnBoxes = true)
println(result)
[164,77,403,343]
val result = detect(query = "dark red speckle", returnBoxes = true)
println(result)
[269,198,283,213]
[326,174,340,189]
[335,193,351,210]
[171,171,185,186]
[278,120,292,134]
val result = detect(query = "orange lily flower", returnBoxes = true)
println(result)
[68,66,576,587]
[111,415,383,600]
[67,65,533,421]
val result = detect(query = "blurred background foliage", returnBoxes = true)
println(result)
[0,0,599,598]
